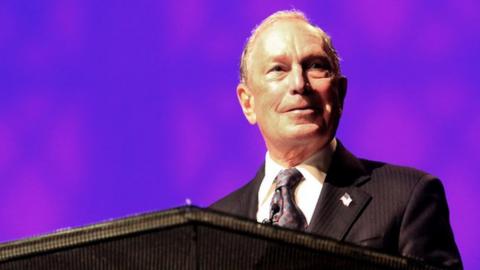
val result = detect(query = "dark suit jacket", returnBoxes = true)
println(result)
[210,141,462,269]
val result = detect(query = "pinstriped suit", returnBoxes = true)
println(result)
[210,141,462,269]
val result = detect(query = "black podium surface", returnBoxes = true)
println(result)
[0,206,442,270]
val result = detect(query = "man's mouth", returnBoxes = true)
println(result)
[286,105,318,113]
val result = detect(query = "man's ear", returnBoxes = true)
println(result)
[336,76,348,108]
[237,83,257,125]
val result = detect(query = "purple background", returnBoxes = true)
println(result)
[0,0,479,268]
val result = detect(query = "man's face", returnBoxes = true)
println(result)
[238,19,346,152]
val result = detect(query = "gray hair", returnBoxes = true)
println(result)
[239,10,341,84]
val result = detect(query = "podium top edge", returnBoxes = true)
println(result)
[0,206,441,270]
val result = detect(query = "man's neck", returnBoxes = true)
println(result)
[267,138,337,168]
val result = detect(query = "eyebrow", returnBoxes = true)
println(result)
[267,55,333,72]
[301,54,330,63]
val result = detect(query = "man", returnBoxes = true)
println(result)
[210,10,462,269]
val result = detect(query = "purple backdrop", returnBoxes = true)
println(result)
[0,0,479,268]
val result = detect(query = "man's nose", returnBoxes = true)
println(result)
[289,66,308,94]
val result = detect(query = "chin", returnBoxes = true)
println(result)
[285,123,327,141]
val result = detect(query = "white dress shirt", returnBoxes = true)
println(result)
[256,139,337,224]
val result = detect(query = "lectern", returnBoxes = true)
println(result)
[0,206,441,270]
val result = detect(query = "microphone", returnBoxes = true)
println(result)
[263,203,280,225]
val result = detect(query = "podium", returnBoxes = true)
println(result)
[0,206,441,270]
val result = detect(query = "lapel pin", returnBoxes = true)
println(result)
[340,192,353,207]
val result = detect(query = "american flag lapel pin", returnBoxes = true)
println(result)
[340,192,353,207]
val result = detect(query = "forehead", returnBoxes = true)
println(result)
[250,19,326,64]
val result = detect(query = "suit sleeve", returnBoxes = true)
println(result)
[398,175,462,269]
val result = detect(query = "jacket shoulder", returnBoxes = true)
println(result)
[357,158,441,208]
[209,179,255,211]
[360,158,434,186]
[209,165,264,218]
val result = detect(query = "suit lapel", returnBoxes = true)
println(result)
[307,142,372,241]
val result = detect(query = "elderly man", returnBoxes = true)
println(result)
[210,10,462,269]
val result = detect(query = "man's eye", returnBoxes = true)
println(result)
[308,62,327,70]
[269,65,284,72]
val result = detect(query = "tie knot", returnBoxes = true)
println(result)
[275,168,303,190]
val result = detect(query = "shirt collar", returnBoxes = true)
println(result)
[264,138,337,186]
